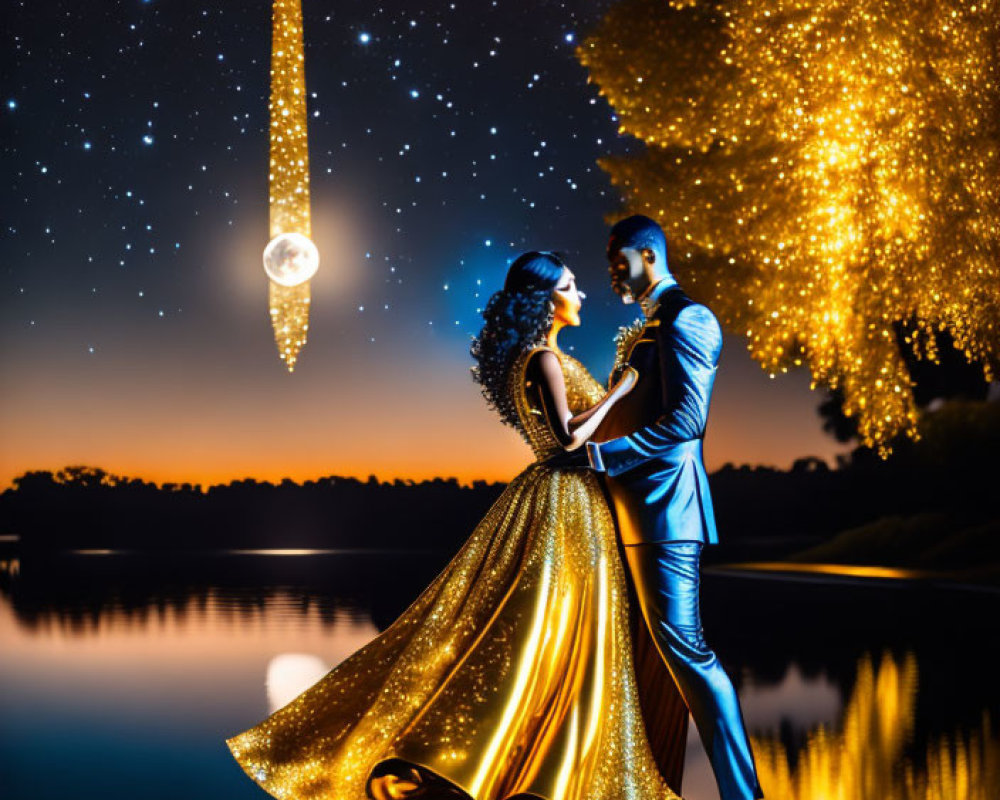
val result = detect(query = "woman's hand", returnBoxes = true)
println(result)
[562,366,638,450]
[609,365,638,399]
[527,350,637,452]
[617,366,638,394]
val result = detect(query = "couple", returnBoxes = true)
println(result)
[225,215,763,800]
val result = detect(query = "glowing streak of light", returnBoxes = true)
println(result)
[267,0,313,372]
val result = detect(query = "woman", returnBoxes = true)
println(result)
[225,251,684,800]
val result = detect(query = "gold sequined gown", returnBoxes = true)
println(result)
[225,347,684,800]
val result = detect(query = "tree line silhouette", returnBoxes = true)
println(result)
[1,399,996,568]
[1,468,507,554]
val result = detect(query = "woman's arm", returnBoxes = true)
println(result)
[526,350,637,451]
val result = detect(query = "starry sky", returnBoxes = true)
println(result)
[1,0,846,489]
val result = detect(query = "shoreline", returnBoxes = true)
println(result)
[3,543,998,595]
[705,561,1000,593]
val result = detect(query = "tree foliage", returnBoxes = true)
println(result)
[579,0,1000,454]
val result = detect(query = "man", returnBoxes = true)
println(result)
[588,215,763,800]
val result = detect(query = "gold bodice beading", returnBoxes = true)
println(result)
[509,346,605,461]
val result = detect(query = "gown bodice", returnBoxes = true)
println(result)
[508,346,605,460]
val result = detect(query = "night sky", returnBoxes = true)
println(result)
[2,0,845,489]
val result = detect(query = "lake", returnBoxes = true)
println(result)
[1,549,997,799]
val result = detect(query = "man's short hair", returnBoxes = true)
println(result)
[607,215,668,261]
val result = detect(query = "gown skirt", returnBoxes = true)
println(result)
[225,461,686,800]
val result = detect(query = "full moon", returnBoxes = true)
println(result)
[262,232,320,287]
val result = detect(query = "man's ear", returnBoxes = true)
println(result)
[642,248,656,266]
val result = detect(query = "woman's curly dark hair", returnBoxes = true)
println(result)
[471,251,566,430]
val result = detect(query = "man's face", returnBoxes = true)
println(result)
[608,246,651,304]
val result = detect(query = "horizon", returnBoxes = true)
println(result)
[3,2,847,500]
[3,445,842,494]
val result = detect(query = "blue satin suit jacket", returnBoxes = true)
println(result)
[590,284,722,546]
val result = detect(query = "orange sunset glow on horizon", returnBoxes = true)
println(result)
[1,332,846,492]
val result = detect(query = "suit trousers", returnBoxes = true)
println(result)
[622,540,763,800]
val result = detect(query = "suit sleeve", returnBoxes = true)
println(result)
[591,303,722,477]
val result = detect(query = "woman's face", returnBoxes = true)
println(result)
[551,266,584,327]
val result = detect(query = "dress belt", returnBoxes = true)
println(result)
[538,448,591,468]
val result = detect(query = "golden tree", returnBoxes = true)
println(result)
[579,0,1000,454]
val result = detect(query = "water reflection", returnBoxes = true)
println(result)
[266,653,335,713]
[715,562,934,582]
[752,652,999,800]
[0,550,448,633]
[0,553,998,800]
[739,663,841,733]
[64,548,435,556]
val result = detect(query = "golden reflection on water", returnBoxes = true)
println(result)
[752,652,999,800]
[722,562,931,581]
